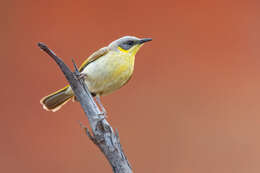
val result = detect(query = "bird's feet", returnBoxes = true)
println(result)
[76,72,88,80]
[97,111,107,120]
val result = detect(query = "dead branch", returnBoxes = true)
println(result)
[38,42,132,173]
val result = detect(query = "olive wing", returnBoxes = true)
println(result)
[79,47,109,72]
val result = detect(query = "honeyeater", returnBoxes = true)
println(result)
[40,36,152,112]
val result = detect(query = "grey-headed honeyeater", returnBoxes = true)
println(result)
[40,36,152,112]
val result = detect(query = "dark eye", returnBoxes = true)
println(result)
[119,40,135,51]
[127,41,134,45]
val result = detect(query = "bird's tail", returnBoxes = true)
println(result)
[40,85,73,112]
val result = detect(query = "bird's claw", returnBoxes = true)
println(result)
[76,73,88,80]
[97,111,107,120]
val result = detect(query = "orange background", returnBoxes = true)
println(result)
[2,0,260,172]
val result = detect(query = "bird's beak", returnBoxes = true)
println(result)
[139,38,152,44]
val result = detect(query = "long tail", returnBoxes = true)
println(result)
[40,85,74,112]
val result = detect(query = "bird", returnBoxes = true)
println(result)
[40,36,152,112]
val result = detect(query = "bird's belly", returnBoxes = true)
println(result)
[82,54,134,95]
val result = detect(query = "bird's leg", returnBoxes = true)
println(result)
[96,95,107,117]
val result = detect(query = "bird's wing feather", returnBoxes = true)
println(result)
[79,47,109,72]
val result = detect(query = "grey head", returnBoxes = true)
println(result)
[108,36,152,51]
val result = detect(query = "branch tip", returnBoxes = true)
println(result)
[38,42,48,50]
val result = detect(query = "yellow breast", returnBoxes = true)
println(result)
[82,51,135,95]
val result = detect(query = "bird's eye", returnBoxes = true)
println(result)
[127,41,134,46]
[119,40,135,51]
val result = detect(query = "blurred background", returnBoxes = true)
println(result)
[2,0,260,172]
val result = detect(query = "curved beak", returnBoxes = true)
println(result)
[139,38,152,44]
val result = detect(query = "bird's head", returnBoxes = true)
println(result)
[109,36,152,55]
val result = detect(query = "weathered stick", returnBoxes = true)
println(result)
[38,43,132,173]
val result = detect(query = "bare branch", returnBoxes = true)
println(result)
[38,42,132,173]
